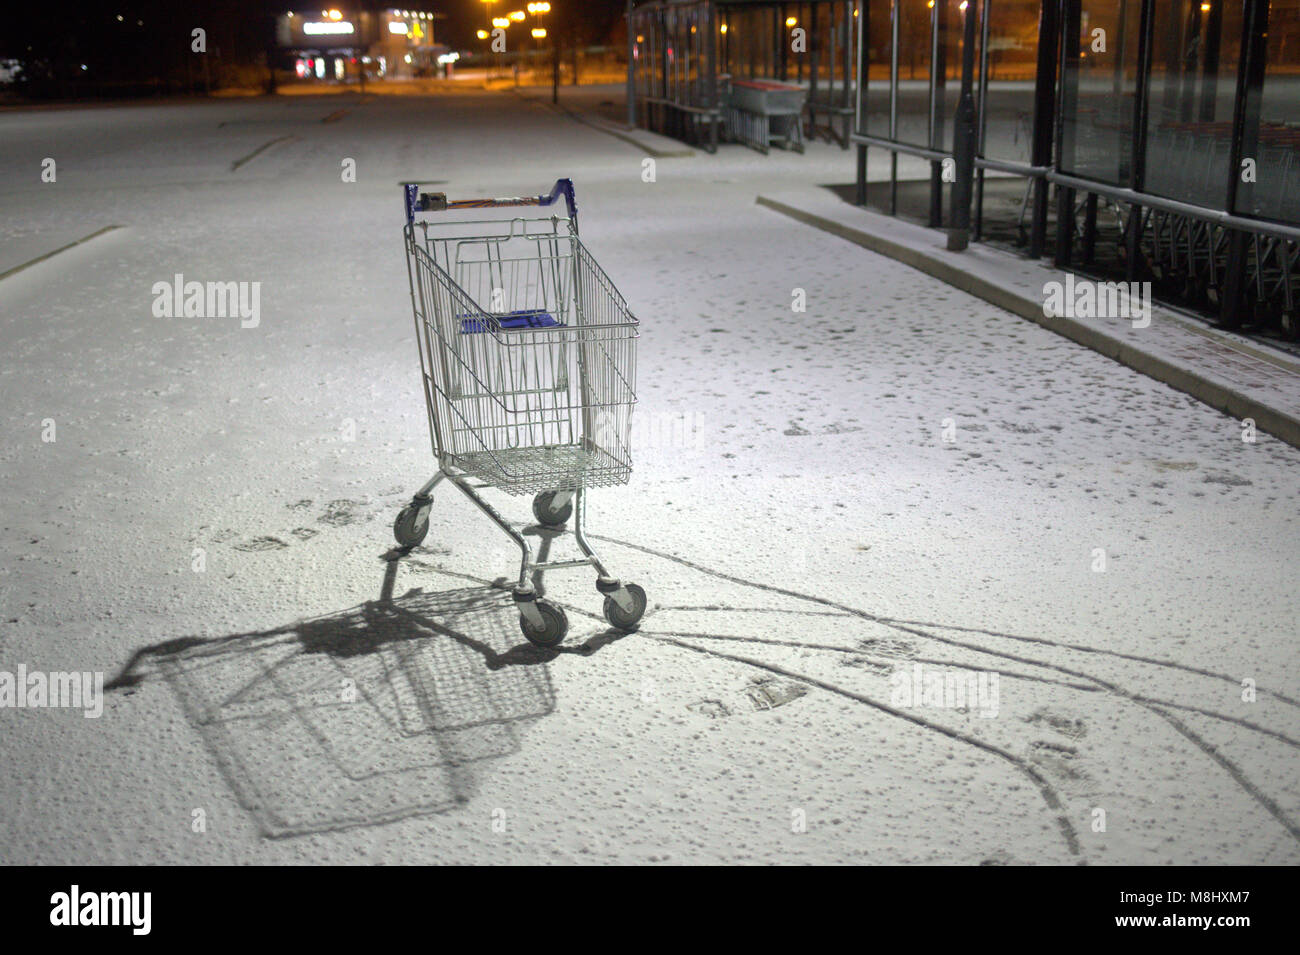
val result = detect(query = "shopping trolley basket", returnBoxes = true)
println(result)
[394,178,646,647]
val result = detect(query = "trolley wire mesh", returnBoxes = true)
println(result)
[405,214,637,494]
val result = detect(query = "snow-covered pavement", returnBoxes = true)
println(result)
[1,88,1298,864]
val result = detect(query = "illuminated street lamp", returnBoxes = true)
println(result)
[509,10,525,21]
[492,16,510,28]
[532,27,546,38]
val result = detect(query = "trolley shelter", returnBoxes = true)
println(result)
[629,1,861,150]
[853,0,1300,333]
[628,0,1300,335]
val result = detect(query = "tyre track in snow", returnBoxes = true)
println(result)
[576,532,1300,847]
[654,605,1299,709]
[878,617,1300,710]
[652,620,1300,846]
[415,524,1300,847]
[387,548,1300,855]
[644,628,1104,692]
[640,630,1085,860]
[419,563,1086,861]
[591,535,1300,711]
[640,626,1300,749]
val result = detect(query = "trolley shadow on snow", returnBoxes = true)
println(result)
[106,554,622,839]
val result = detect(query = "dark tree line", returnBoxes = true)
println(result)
[6,1,278,97]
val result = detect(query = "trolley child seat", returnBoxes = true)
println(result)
[395,179,646,646]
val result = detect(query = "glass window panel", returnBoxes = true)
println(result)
[982,0,1041,163]
[1059,0,1142,183]
[1144,0,1242,207]
[862,0,896,136]
[807,2,855,100]
[1239,0,1300,222]
[896,0,935,146]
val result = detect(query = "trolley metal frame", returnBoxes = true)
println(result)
[394,179,646,646]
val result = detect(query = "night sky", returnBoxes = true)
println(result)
[436,0,629,47]
[2,1,633,71]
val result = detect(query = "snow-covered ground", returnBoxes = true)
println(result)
[1,87,1297,865]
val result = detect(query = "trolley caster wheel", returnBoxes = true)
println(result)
[520,600,568,648]
[603,583,647,631]
[393,502,430,549]
[531,490,573,527]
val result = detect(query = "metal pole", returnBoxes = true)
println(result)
[707,2,719,152]
[843,0,852,112]
[889,0,899,215]
[928,0,944,228]
[779,4,787,81]
[1125,0,1157,283]
[1201,0,1224,122]
[1029,0,1060,258]
[811,2,821,114]
[947,0,978,250]
[1054,0,1079,267]
[627,0,636,127]
[1130,0,1155,194]
[974,0,991,240]
[855,0,868,205]
[1222,0,1269,327]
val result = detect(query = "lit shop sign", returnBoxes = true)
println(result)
[303,20,355,35]
[390,20,426,40]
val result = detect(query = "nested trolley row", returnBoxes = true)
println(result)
[394,179,646,646]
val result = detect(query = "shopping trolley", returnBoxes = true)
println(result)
[394,179,646,647]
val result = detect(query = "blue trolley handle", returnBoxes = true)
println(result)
[405,179,578,230]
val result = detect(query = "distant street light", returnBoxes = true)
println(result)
[532,27,547,38]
